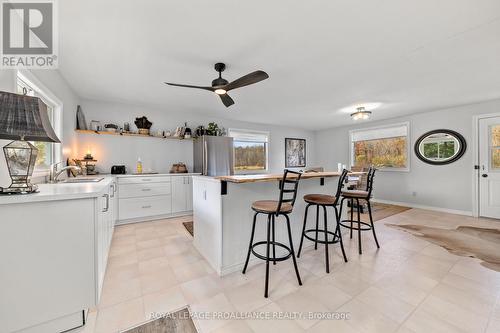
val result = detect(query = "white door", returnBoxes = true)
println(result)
[479,116,500,218]
[172,177,187,212]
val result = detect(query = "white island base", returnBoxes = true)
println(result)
[192,173,345,276]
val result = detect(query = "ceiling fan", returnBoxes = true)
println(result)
[164,63,269,107]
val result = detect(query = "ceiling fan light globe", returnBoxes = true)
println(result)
[215,88,227,95]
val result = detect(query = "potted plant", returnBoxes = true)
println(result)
[134,116,152,135]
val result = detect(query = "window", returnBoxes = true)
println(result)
[228,129,269,172]
[492,125,500,169]
[350,123,409,171]
[16,72,61,171]
[420,134,459,162]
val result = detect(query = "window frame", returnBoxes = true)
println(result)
[228,128,270,174]
[349,122,410,172]
[16,70,63,176]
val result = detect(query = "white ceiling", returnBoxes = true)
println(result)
[58,0,500,130]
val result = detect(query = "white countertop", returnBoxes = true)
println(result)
[0,177,114,205]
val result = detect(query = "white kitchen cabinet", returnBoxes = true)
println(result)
[119,195,172,220]
[172,175,193,213]
[116,174,195,224]
[186,176,193,211]
[192,176,222,272]
[0,179,115,333]
[119,182,171,198]
[117,176,172,223]
[96,183,115,300]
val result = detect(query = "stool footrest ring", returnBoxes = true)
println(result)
[251,241,292,262]
[303,229,340,245]
[339,220,373,231]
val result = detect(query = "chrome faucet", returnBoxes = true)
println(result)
[49,162,81,183]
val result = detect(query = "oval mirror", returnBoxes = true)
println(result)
[415,129,466,165]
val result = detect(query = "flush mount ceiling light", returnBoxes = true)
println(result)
[351,106,372,120]
[340,102,382,114]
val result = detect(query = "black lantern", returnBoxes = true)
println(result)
[0,91,60,194]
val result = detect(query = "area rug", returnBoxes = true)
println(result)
[122,307,197,333]
[183,221,193,237]
[387,224,500,272]
[348,203,411,222]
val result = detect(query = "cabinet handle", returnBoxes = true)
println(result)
[142,205,152,209]
[110,184,115,198]
[142,179,152,182]
[142,188,152,191]
[102,194,109,212]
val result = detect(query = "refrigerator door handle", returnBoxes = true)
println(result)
[203,139,208,175]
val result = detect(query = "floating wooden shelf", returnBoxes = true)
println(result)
[75,129,194,141]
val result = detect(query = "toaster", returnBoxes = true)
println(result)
[111,165,126,174]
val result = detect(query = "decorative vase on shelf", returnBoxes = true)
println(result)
[76,105,88,130]
[184,122,192,139]
[195,126,205,137]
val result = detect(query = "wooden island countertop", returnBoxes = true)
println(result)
[216,171,358,184]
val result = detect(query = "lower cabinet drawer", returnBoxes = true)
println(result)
[119,183,171,199]
[118,176,171,184]
[119,195,172,220]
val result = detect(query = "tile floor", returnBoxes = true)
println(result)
[77,210,500,333]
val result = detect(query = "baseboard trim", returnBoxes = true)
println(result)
[372,198,472,216]
[116,211,192,225]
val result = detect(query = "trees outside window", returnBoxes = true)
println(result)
[229,129,269,172]
[350,123,409,171]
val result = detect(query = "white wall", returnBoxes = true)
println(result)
[29,69,81,158]
[74,99,317,174]
[316,99,500,214]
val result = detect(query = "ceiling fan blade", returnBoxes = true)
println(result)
[164,82,214,91]
[219,93,235,107]
[225,70,269,91]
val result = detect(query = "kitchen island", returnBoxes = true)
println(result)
[192,172,347,276]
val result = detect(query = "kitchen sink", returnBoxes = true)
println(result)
[62,177,104,183]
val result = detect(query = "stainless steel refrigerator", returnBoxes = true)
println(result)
[193,136,234,176]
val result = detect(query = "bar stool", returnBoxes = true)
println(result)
[297,169,349,273]
[339,167,380,255]
[242,169,303,298]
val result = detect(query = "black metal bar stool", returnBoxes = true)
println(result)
[242,169,303,298]
[339,167,380,255]
[297,169,349,273]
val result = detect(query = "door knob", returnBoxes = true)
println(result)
[482,174,488,178]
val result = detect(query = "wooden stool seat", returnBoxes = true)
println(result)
[303,194,336,205]
[341,190,369,199]
[252,200,293,214]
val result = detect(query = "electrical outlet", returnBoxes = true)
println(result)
[412,191,417,197]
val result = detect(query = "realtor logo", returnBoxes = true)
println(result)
[1,0,58,68]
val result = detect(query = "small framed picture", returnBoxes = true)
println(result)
[285,138,306,167]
